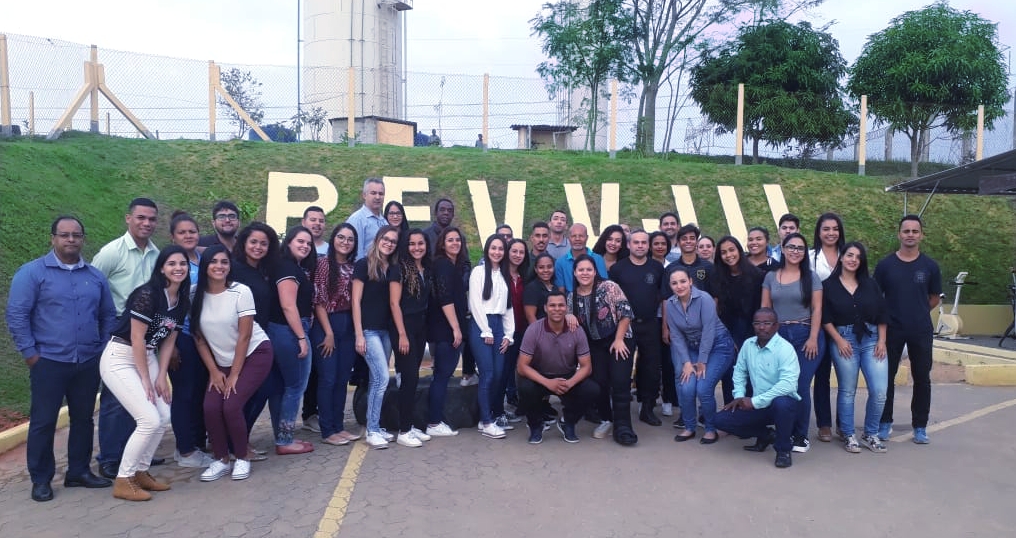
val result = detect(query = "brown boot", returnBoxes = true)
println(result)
[112,476,152,501]
[134,471,171,491]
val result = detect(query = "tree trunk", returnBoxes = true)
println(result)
[909,129,921,178]
[752,137,760,164]
[638,81,659,156]
[588,82,599,152]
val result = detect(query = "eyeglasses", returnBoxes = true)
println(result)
[783,244,807,252]
[214,214,239,221]
[380,236,399,245]
[386,211,403,217]
[335,234,355,244]
[53,232,85,240]
[752,321,776,327]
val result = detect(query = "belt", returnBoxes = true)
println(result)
[110,335,155,350]
[782,321,811,326]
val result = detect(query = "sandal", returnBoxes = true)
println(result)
[275,442,314,455]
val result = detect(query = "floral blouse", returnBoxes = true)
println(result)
[567,280,634,341]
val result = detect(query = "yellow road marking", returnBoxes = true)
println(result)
[314,441,368,537]
[890,397,1016,442]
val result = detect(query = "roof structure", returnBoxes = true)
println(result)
[885,148,1016,196]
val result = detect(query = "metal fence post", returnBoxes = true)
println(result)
[858,95,867,176]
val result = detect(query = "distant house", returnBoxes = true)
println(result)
[510,124,578,150]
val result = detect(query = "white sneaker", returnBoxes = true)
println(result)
[593,421,613,439]
[397,432,423,447]
[460,374,478,387]
[661,403,674,417]
[426,422,459,437]
[480,422,506,439]
[409,427,432,441]
[176,449,215,468]
[365,432,389,449]
[200,459,232,482]
[231,459,251,480]
[302,415,321,433]
[379,429,395,442]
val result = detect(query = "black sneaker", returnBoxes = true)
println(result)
[792,436,810,453]
[673,417,685,429]
[557,419,579,443]
[527,424,543,445]
[775,451,793,468]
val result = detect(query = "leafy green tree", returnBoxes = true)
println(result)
[689,20,855,162]
[531,0,634,151]
[291,106,329,141]
[218,68,265,139]
[847,2,1009,177]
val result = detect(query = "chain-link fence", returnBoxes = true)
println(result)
[2,32,1014,174]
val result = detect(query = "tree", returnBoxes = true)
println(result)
[847,2,1009,178]
[689,20,855,162]
[291,106,329,141]
[218,68,265,139]
[626,0,824,155]
[532,0,634,151]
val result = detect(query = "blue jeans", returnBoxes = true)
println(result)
[96,379,134,466]
[778,323,827,439]
[311,311,356,439]
[363,329,392,433]
[428,340,462,424]
[267,319,312,445]
[469,315,505,424]
[673,331,736,433]
[714,395,799,453]
[496,331,523,416]
[168,332,208,454]
[28,357,101,484]
[831,324,888,437]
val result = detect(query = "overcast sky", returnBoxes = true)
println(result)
[3,0,1014,79]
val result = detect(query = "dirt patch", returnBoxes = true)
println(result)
[0,409,28,431]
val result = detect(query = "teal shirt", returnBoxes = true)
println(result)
[91,231,160,315]
[733,332,801,409]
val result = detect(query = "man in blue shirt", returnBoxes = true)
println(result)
[714,308,800,469]
[6,216,118,501]
[553,223,608,292]
[346,177,388,259]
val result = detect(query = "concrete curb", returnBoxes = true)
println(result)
[965,364,1016,386]
[0,404,70,455]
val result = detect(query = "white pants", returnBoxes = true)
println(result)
[99,341,170,477]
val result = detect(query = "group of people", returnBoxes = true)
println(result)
[7,177,943,504]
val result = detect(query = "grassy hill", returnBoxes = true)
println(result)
[1,132,1013,414]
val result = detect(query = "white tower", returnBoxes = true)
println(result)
[303,0,412,120]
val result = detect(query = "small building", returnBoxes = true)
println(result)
[330,116,416,147]
[510,124,578,150]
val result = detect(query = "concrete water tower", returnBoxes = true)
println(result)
[303,0,412,142]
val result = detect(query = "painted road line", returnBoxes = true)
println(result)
[890,397,1016,442]
[314,441,368,538]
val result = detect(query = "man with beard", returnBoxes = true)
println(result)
[303,206,328,256]
[197,200,240,251]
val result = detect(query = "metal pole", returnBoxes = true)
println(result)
[296,0,301,140]
[609,79,618,159]
[208,61,217,141]
[347,66,355,147]
[858,95,867,176]
[482,73,489,153]
[976,104,984,161]
[734,83,744,165]
[29,91,34,135]
[89,46,99,133]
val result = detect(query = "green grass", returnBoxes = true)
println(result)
[1,132,1014,414]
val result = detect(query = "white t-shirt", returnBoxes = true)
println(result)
[199,282,269,367]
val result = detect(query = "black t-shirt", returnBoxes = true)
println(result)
[661,257,714,300]
[523,280,555,321]
[608,257,664,321]
[112,285,187,348]
[822,276,889,336]
[715,269,763,329]
[270,259,313,324]
[390,263,431,316]
[427,257,466,342]
[873,252,941,333]
[230,259,274,329]
[353,258,393,331]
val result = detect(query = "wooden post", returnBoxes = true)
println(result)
[28,91,34,135]
[975,104,984,161]
[858,95,867,176]
[89,46,99,133]
[0,34,11,137]
[208,61,217,141]
[734,83,744,165]
[609,79,618,159]
[482,73,489,152]
[347,66,355,147]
